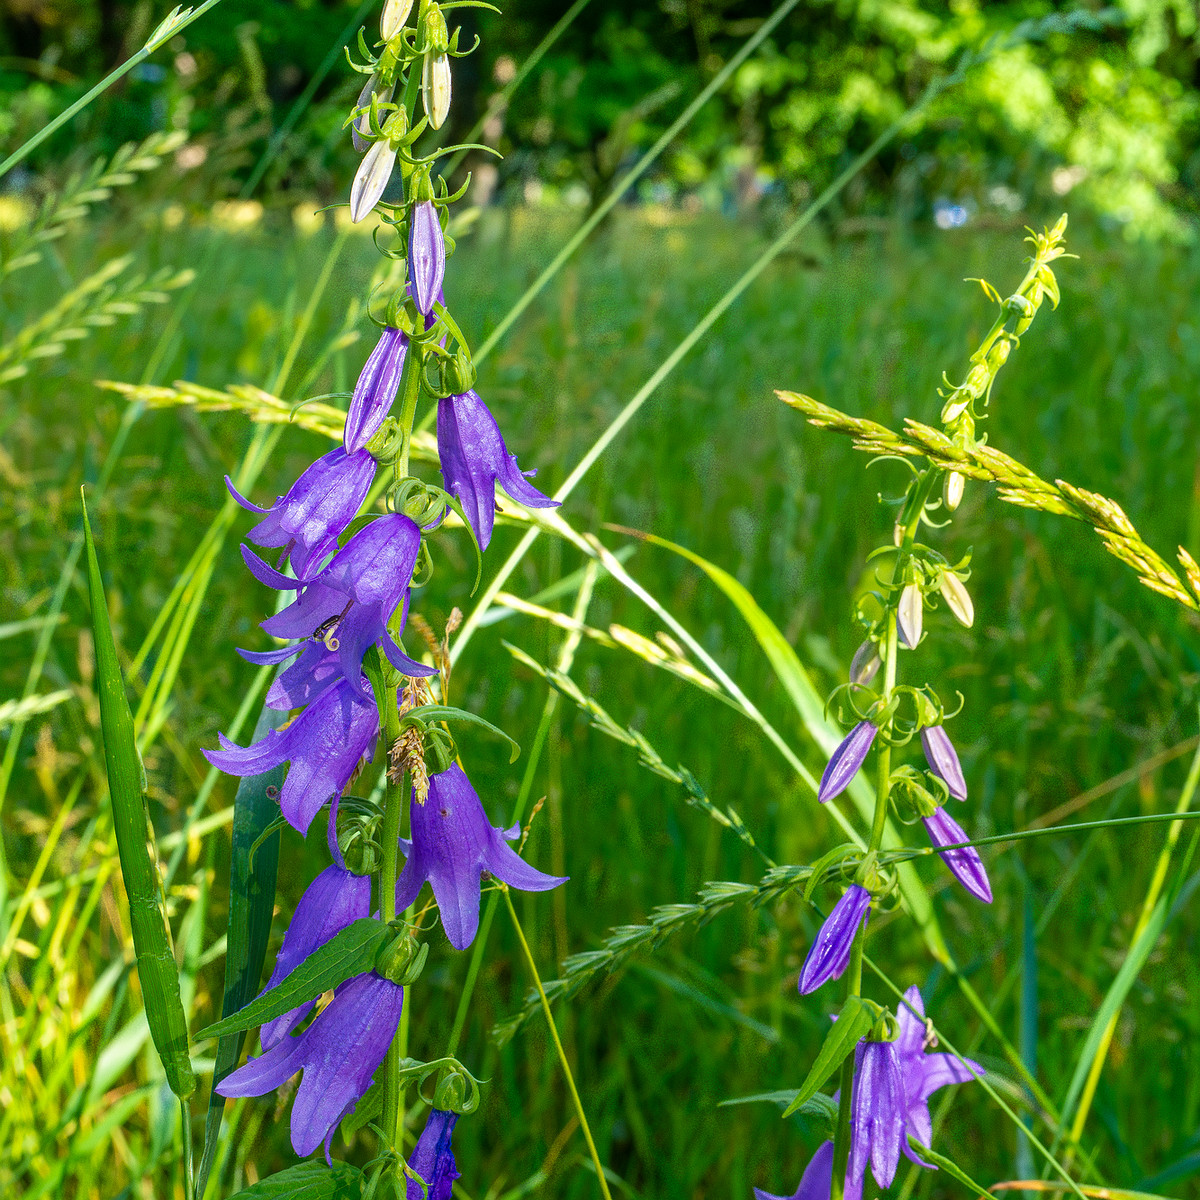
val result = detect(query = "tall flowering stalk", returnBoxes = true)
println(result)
[201,4,565,1192]
[761,221,1071,1198]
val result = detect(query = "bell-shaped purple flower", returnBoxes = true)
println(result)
[754,1139,834,1200]
[250,513,435,701]
[226,447,376,580]
[847,1039,906,1200]
[409,200,445,317]
[345,326,408,453]
[217,971,404,1159]
[798,885,870,995]
[395,763,567,950]
[257,860,372,1050]
[819,721,877,804]
[922,806,992,903]
[204,677,378,834]
[921,725,967,801]
[893,985,984,1164]
[437,390,558,551]
[407,1108,461,1200]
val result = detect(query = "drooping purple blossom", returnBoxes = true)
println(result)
[893,985,984,1164]
[345,326,408,453]
[395,762,567,950]
[846,1039,906,1200]
[407,1108,461,1200]
[798,885,870,995]
[217,971,404,1159]
[754,1139,834,1200]
[436,390,558,551]
[922,806,992,903]
[409,201,445,317]
[257,860,372,1050]
[247,513,435,702]
[818,721,877,804]
[204,677,379,834]
[920,725,967,801]
[226,446,376,581]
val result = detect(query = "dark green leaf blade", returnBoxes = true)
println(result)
[720,1089,838,1124]
[194,918,389,1042]
[196,701,288,1200]
[909,1139,993,1199]
[782,996,873,1117]
[224,1161,364,1199]
[81,492,196,1101]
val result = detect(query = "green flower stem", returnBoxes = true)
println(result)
[504,888,614,1200]
[396,334,425,480]
[366,649,407,1151]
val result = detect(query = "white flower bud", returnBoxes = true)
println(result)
[381,0,414,40]
[897,583,923,648]
[422,52,451,129]
[850,640,880,687]
[350,138,398,222]
[939,572,974,628]
[352,73,395,153]
[944,470,964,511]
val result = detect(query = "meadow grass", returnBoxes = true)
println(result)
[2,201,1199,1198]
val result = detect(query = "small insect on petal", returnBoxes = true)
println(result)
[423,53,452,130]
[938,571,974,627]
[350,139,398,223]
[381,0,414,40]
[897,582,923,648]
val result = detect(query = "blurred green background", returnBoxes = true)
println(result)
[2,2,1200,1199]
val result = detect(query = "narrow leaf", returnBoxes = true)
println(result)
[720,1089,837,1123]
[196,701,288,1200]
[991,1184,1173,1200]
[194,918,389,1042]
[224,1160,364,1199]
[404,703,521,762]
[82,493,195,1101]
[910,1139,992,1199]
[782,995,873,1116]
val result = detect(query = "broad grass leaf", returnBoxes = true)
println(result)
[194,918,390,1042]
[82,493,196,1101]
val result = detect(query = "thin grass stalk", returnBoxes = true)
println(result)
[445,562,600,1058]
[504,888,613,1200]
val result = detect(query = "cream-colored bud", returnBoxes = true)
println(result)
[381,0,414,39]
[422,52,451,129]
[944,471,964,511]
[897,583,923,648]
[939,572,974,628]
[350,138,398,222]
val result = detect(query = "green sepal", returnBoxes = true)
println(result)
[801,844,860,904]
[194,918,391,1042]
[782,995,875,1117]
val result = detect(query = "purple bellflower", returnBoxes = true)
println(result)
[345,326,408,453]
[407,1108,461,1200]
[217,970,404,1159]
[754,1139,834,1200]
[237,641,348,712]
[437,390,558,551]
[922,806,992,903]
[921,725,967,800]
[395,762,567,950]
[248,513,435,701]
[226,447,376,580]
[819,721,877,804]
[799,885,870,995]
[846,1039,906,1200]
[204,677,378,835]
[409,200,445,317]
[258,857,371,1050]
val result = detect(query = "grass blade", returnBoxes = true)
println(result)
[81,490,195,1101]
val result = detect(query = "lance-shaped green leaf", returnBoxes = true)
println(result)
[224,1160,364,1199]
[782,994,874,1117]
[909,1139,993,1199]
[194,918,390,1041]
[720,1089,838,1125]
[403,703,521,762]
[82,493,196,1101]
[196,701,287,1200]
